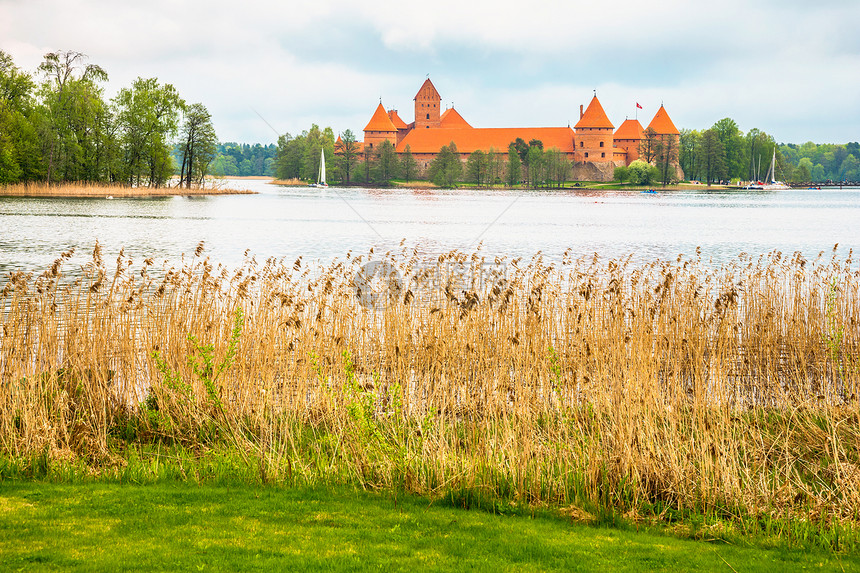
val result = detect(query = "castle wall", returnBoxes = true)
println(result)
[614,139,640,164]
[363,130,397,150]
[570,160,616,182]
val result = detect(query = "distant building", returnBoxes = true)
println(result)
[350,78,682,181]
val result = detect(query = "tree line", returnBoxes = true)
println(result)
[274,128,577,188]
[0,50,217,187]
[679,118,860,184]
[203,142,276,177]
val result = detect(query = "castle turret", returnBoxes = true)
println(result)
[574,95,614,162]
[414,78,441,130]
[647,105,683,178]
[363,102,398,149]
[614,118,644,164]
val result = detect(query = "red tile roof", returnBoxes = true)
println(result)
[614,119,643,140]
[415,78,440,101]
[575,96,614,130]
[647,105,679,135]
[364,103,397,132]
[396,127,575,154]
[388,110,408,129]
[439,107,472,128]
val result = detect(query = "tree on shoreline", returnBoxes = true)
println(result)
[699,129,725,185]
[114,77,185,187]
[334,129,359,183]
[37,51,110,183]
[401,145,418,183]
[179,103,217,188]
[427,142,462,187]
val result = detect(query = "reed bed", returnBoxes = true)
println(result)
[1,243,859,545]
[0,182,255,197]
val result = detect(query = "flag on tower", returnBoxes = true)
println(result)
[636,102,643,109]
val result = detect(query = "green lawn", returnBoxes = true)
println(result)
[0,482,854,572]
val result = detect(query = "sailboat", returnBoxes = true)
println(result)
[309,148,328,188]
[744,149,789,190]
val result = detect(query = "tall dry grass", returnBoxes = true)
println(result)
[1,243,859,539]
[0,182,255,197]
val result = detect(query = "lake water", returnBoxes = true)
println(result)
[1,179,859,275]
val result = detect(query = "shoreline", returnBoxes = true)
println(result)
[0,183,258,198]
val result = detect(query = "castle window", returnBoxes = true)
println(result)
[599,141,604,147]
[369,143,373,148]
[601,152,605,158]
[584,152,589,158]
[426,114,430,119]
[579,141,583,148]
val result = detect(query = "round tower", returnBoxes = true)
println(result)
[574,95,614,163]
[363,102,398,150]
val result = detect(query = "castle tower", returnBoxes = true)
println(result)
[574,95,614,163]
[614,119,644,165]
[647,105,680,141]
[387,109,410,145]
[647,105,682,174]
[363,102,398,150]
[414,78,441,130]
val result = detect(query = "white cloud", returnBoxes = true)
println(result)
[1,0,858,143]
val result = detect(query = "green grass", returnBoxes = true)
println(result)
[1,480,856,572]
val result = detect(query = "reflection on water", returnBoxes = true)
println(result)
[1,179,859,274]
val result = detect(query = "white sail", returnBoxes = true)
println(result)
[765,149,775,183]
[318,148,327,186]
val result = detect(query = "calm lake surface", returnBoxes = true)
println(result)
[1,179,859,274]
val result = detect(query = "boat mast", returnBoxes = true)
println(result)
[766,149,775,183]
[318,148,326,185]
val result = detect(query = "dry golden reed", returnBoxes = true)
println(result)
[1,243,858,532]
[0,182,255,197]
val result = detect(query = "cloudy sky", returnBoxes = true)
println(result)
[1,0,858,145]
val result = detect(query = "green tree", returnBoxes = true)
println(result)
[179,103,217,188]
[113,77,185,187]
[711,118,744,179]
[544,148,568,188]
[699,129,725,185]
[466,149,487,186]
[0,50,34,111]
[526,145,545,188]
[373,139,399,184]
[638,127,660,164]
[614,165,629,185]
[839,154,859,181]
[657,134,679,185]
[679,129,700,181]
[486,147,503,187]
[0,51,41,182]
[274,133,306,180]
[401,144,418,183]
[506,144,520,187]
[627,159,659,185]
[427,142,462,188]
[793,157,812,183]
[334,129,359,184]
[37,50,111,183]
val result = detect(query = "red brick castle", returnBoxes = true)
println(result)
[354,78,681,181]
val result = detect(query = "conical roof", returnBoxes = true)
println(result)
[363,103,397,132]
[388,110,408,129]
[414,78,440,101]
[614,118,643,140]
[647,105,679,135]
[575,96,614,130]
[439,107,472,128]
